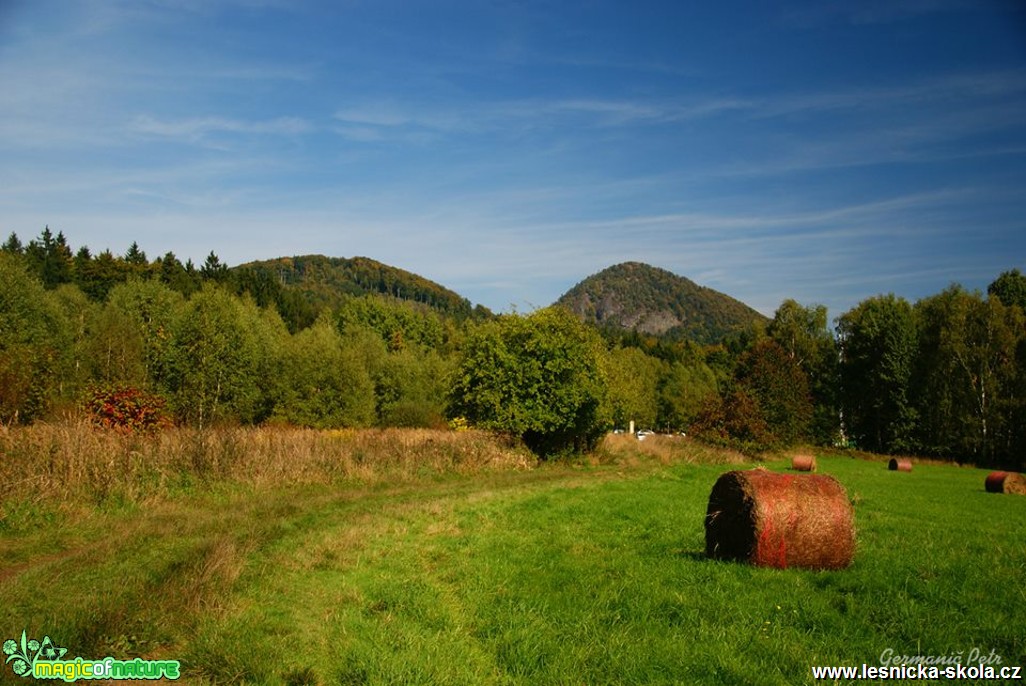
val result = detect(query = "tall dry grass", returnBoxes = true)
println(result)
[0,420,536,509]
[597,432,750,466]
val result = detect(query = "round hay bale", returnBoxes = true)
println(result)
[888,458,912,472]
[705,469,855,570]
[791,454,816,472]
[985,471,1026,495]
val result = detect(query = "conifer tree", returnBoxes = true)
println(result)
[2,232,23,254]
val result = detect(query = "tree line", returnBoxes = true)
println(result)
[683,276,1026,471]
[2,228,1023,468]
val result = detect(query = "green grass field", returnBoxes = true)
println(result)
[1,433,1024,685]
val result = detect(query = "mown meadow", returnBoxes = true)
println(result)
[1,427,1023,685]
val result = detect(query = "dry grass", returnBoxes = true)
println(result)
[0,420,536,510]
[597,432,750,466]
[0,424,753,519]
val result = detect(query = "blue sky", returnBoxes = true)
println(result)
[2,0,1025,319]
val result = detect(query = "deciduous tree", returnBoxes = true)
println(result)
[601,346,663,431]
[768,299,839,444]
[837,295,918,453]
[987,268,1026,310]
[657,360,719,431]
[448,307,607,456]
[164,286,261,426]
[914,286,1023,464]
[274,317,376,428]
[0,254,71,422]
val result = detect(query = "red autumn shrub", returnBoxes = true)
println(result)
[86,386,171,433]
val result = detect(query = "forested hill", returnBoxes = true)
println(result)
[234,255,481,321]
[557,262,768,344]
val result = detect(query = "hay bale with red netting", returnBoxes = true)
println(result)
[888,458,912,472]
[985,471,1026,495]
[791,454,816,472]
[705,469,855,570]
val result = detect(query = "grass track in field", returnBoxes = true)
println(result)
[1,450,1024,685]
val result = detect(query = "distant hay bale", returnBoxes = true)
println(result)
[791,454,816,472]
[888,458,912,472]
[985,471,1026,495]
[705,469,855,570]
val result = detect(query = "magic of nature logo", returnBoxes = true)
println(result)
[4,630,180,681]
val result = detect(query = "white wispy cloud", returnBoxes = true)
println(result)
[750,69,1026,118]
[193,63,318,83]
[130,115,313,141]
[325,66,1026,155]
[330,94,752,144]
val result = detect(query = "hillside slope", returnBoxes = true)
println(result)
[556,262,767,343]
[233,254,480,320]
